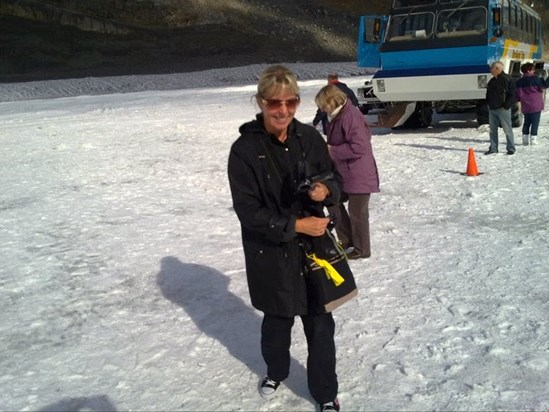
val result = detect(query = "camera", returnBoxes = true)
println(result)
[296,160,333,193]
[296,176,315,193]
[297,172,333,193]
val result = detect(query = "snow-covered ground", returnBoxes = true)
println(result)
[0,62,548,412]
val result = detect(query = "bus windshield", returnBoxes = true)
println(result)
[386,12,435,41]
[436,7,486,37]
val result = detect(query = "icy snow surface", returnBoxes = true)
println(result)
[0,62,548,411]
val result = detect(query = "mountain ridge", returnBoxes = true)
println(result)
[0,0,390,82]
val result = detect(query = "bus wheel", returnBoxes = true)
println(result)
[511,103,522,127]
[403,102,432,128]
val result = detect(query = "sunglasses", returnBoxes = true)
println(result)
[261,97,300,110]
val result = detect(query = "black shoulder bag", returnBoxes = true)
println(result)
[302,227,358,313]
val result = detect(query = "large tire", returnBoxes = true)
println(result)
[421,102,433,127]
[511,102,522,127]
[402,102,432,128]
[476,101,489,125]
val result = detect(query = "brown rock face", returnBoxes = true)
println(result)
[1,0,392,81]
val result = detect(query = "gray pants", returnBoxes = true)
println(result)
[328,193,371,257]
[489,107,515,152]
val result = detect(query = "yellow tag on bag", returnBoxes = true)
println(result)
[307,253,345,286]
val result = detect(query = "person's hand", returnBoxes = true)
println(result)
[295,216,330,237]
[308,182,331,202]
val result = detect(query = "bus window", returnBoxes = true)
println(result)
[387,12,435,41]
[509,4,517,38]
[436,7,486,38]
[364,18,382,43]
[531,15,536,43]
[501,2,509,26]
[525,13,532,43]
[519,7,526,43]
[505,0,510,25]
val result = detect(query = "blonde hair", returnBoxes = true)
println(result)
[315,84,347,110]
[256,65,300,101]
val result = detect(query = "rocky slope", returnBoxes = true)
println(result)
[3,0,546,83]
[0,0,390,82]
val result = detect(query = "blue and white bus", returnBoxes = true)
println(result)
[357,0,545,128]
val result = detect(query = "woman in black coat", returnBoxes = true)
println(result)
[227,65,342,412]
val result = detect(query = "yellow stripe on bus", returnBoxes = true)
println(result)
[503,38,539,60]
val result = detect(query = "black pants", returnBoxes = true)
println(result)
[261,312,338,404]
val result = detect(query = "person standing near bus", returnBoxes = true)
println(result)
[315,84,380,260]
[313,73,360,135]
[515,62,547,146]
[228,65,343,412]
[484,61,516,155]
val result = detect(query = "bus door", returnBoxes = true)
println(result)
[357,15,388,68]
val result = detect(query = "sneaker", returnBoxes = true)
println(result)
[506,150,515,155]
[484,149,498,155]
[320,400,340,411]
[259,376,280,397]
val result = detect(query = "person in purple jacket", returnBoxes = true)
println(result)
[315,85,380,260]
[515,62,547,146]
[312,73,360,135]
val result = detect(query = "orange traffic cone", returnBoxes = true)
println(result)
[465,147,480,176]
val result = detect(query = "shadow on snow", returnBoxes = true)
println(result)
[156,256,311,402]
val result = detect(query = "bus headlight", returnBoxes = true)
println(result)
[477,75,488,88]
[376,79,386,92]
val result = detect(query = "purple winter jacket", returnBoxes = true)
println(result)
[515,72,546,114]
[326,100,380,194]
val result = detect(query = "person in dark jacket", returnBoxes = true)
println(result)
[484,61,516,155]
[515,62,547,145]
[227,65,343,412]
[313,73,360,135]
[315,85,380,260]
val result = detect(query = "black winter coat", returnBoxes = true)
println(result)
[228,115,341,317]
[486,72,516,110]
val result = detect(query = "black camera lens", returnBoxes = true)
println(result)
[297,179,312,193]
